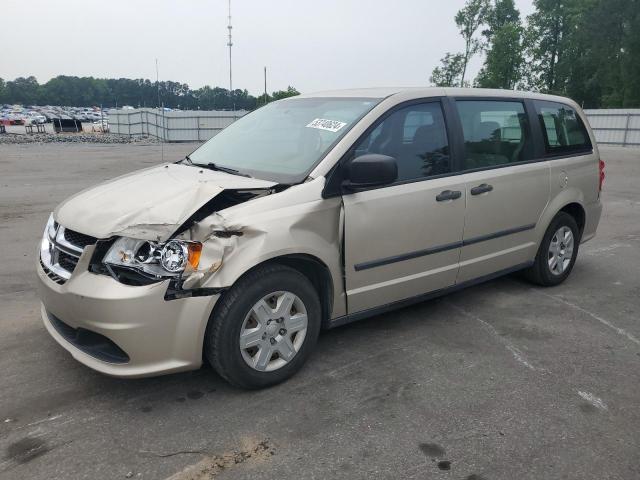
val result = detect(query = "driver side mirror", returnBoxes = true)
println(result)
[343,154,398,191]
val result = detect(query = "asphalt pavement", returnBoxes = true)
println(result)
[0,142,638,480]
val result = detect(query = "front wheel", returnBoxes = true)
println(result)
[205,264,321,389]
[524,212,580,286]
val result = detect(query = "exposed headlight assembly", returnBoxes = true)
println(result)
[103,237,202,278]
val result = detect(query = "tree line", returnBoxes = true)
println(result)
[431,0,640,108]
[0,75,300,110]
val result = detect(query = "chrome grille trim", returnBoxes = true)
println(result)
[40,223,97,283]
[40,258,67,285]
[56,226,84,255]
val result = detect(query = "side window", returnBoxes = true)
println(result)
[534,101,592,155]
[455,100,535,170]
[352,102,450,181]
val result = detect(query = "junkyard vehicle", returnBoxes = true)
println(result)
[25,111,47,124]
[38,88,603,388]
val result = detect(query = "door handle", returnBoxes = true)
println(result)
[436,190,462,202]
[470,183,493,195]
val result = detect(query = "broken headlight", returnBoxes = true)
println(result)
[103,237,202,278]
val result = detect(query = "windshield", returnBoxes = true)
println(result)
[188,97,380,183]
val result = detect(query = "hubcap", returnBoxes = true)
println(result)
[239,291,308,372]
[548,226,574,276]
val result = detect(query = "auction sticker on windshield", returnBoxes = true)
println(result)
[306,118,347,133]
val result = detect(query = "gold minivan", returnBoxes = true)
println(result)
[38,88,603,388]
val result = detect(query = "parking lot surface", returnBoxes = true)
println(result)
[0,143,639,480]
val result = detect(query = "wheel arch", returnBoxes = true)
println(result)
[207,253,335,334]
[525,199,584,287]
[536,188,586,245]
[265,254,335,328]
[558,202,586,237]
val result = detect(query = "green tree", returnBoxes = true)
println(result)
[455,0,490,87]
[271,86,300,101]
[427,0,639,107]
[3,75,264,110]
[257,86,301,106]
[482,0,520,39]
[0,75,273,110]
[476,0,524,89]
[525,0,577,94]
[430,53,467,87]
[476,23,524,89]
[565,0,640,107]
[5,76,40,105]
[622,0,640,106]
[524,0,640,107]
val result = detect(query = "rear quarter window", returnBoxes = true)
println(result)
[534,101,592,156]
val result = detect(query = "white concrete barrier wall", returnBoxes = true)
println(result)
[108,108,246,142]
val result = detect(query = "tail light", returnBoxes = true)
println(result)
[599,159,605,192]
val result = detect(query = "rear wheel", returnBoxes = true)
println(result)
[205,264,321,389]
[524,212,580,286]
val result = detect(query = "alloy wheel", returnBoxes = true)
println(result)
[548,226,574,275]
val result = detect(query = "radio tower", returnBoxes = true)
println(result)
[227,0,233,100]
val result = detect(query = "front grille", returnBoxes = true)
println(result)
[64,229,97,249]
[41,224,99,284]
[58,250,78,272]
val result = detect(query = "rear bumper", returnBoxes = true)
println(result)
[37,259,218,378]
[581,199,603,243]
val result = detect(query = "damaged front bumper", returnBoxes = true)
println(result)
[37,254,219,378]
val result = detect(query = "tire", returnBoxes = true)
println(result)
[524,212,580,287]
[205,263,321,389]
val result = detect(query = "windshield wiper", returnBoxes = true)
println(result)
[181,156,251,177]
[176,155,193,166]
[204,162,251,178]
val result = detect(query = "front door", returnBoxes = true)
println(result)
[342,100,466,313]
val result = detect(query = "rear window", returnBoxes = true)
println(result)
[534,101,592,155]
[455,100,535,170]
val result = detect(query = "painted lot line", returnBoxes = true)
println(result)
[447,299,615,415]
[532,289,640,347]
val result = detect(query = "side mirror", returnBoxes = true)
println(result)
[343,154,398,191]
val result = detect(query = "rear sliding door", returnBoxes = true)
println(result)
[453,99,550,283]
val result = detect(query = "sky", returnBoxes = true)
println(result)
[1,0,534,96]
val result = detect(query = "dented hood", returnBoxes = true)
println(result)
[54,163,276,240]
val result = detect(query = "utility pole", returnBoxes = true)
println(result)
[227,0,234,110]
[156,58,164,161]
[264,66,268,105]
[155,58,161,110]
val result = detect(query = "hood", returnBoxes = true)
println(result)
[54,163,276,241]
